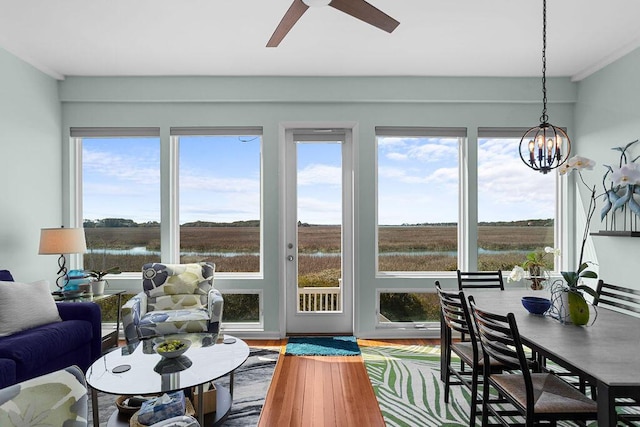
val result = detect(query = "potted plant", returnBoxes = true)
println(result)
[85,266,121,296]
[507,247,559,290]
[522,247,558,290]
[557,156,599,325]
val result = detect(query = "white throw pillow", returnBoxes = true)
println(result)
[0,280,62,337]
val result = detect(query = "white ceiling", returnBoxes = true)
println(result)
[1,0,640,81]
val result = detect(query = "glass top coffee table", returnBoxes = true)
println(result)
[86,333,249,427]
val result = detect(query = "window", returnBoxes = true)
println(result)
[220,291,263,330]
[75,128,161,273]
[376,127,464,273]
[173,128,262,274]
[477,129,556,272]
[377,290,440,327]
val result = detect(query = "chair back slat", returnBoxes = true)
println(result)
[436,282,476,339]
[457,270,505,291]
[439,298,471,335]
[594,280,640,316]
[469,296,532,376]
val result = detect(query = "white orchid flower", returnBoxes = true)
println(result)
[611,163,640,187]
[507,265,525,283]
[558,163,571,175]
[544,246,561,256]
[567,156,596,171]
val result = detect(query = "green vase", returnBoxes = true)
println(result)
[568,292,589,325]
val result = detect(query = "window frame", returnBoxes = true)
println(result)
[375,127,467,277]
[477,127,562,274]
[71,127,162,279]
[219,289,264,331]
[171,127,264,278]
[375,288,441,332]
[71,126,265,279]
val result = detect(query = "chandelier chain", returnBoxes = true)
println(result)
[540,0,548,124]
[519,0,571,174]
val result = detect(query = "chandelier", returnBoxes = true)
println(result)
[519,0,570,174]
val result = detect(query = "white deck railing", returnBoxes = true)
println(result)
[298,287,341,312]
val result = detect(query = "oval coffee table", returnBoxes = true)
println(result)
[86,333,249,426]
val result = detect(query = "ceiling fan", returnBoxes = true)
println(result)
[267,0,400,47]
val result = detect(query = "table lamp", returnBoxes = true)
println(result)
[38,226,87,291]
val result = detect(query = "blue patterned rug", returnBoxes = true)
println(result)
[285,336,360,356]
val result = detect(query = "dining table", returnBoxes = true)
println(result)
[455,287,640,427]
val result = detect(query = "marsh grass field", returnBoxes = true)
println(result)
[85,224,552,322]
[84,224,552,276]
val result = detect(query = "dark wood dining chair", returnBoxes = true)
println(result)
[456,270,504,342]
[457,270,504,291]
[594,279,640,316]
[468,296,598,427]
[436,281,503,427]
[593,279,640,425]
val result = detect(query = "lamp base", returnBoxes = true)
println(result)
[55,254,68,290]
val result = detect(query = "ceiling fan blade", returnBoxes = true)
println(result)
[267,0,310,47]
[329,0,399,33]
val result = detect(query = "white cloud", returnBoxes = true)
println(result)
[298,164,341,186]
[477,138,556,220]
[380,136,459,163]
[387,152,408,161]
[83,148,160,186]
[377,137,408,149]
[297,197,341,224]
[379,165,458,186]
[180,174,258,193]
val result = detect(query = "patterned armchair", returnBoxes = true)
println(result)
[0,365,200,426]
[121,262,223,343]
[0,365,88,425]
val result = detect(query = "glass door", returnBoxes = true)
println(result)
[284,128,353,334]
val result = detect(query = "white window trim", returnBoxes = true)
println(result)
[171,129,265,277]
[375,127,467,277]
[73,127,265,277]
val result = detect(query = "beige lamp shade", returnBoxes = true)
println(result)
[38,227,87,255]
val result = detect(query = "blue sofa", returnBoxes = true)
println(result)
[0,270,102,388]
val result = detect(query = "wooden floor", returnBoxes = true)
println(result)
[248,338,435,427]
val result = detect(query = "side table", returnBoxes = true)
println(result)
[54,290,125,352]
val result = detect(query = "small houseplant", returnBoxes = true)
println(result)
[522,247,558,290]
[85,266,121,295]
[507,247,559,290]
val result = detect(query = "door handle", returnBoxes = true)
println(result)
[287,255,294,261]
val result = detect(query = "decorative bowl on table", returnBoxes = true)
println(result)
[521,296,552,315]
[153,339,191,359]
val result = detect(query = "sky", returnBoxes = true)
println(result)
[82,135,556,226]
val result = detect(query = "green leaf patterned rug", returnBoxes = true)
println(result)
[361,344,472,427]
[361,344,608,427]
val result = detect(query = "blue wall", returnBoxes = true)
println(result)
[0,48,61,282]
[575,47,640,288]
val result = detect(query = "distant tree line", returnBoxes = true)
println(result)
[84,217,552,228]
[395,218,553,227]
[83,218,260,228]
[84,218,159,228]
